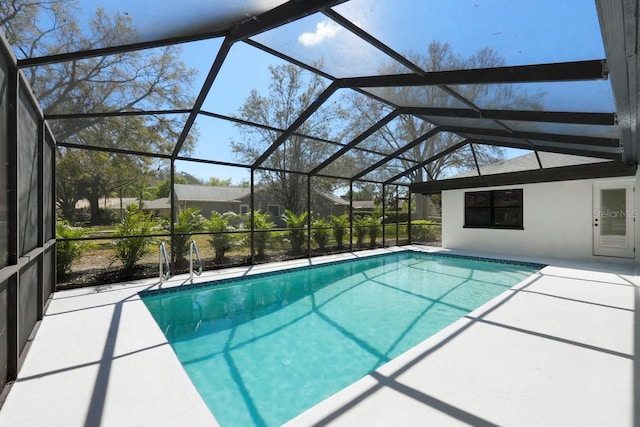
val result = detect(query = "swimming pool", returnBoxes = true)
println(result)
[141,251,542,426]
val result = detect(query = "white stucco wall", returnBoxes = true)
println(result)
[441,171,640,262]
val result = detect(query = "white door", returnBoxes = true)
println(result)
[593,181,635,258]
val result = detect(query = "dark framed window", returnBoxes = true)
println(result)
[267,204,281,217]
[465,189,523,229]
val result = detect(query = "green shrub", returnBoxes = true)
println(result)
[246,210,275,258]
[283,209,308,254]
[222,211,244,228]
[55,221,86,280]
[170,208,204,267]
[96,208,118,225]
[269,230,289,252]
[311,216,331,251]
[366,216,381,248]
[205,212,232,263]
[331,214,349,249]
[75,208,118,226]
[411,219,438,242]
[113,205,153,273]
[382,212,409,224]
[353,216,369,247]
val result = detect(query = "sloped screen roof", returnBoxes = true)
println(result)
[3,0,638,188]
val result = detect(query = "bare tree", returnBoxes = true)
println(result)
[1,1,198,223]
[344,41,543,183]
[231,63,349,213]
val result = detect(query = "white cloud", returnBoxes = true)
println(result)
[298,20,342,47]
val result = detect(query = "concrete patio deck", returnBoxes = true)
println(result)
[0,246,637,426]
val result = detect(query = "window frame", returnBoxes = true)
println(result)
[267,204,281,218]
[464,188,524,230]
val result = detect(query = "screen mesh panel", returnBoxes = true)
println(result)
[18,90,40,256]
[0,50,8,268]
[18,261,38,353]
[0,280,7,388]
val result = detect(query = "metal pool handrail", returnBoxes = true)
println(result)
[190,239,203,283]
[159,242,171,284]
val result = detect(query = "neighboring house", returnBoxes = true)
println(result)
[350,200,408,215]
[77,187,402,224]
[237,189,350,226]
[143,184,397,226]
[311,192,350,217]
[141,184,359,225]
[173,184,251,218]
[352,200,376,213]
[413,152,640,261]
[142,197,171,218]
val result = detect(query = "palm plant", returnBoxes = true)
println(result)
[311,215,331,251]
[353,216,369,247]
[246,210,275,258]
[205,212,232,263]
[331,214,349,249]
[170,208,204,268]
[366,216,381,248]
[283,209,308,254]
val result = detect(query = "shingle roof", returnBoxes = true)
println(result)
[173,184,250,202]
[352,200,375,209]
[235,188,349,205]
[452,152,609,179]
[319,192,349,206]
[143,197,171,210]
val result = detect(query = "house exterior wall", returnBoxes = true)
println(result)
[245,192,285,226]
[441,171,640,262]
[176,200,241,218]
[237,192,348,227]
[149,207,171,218]
[250,192,279,214]
[310,199,348,217]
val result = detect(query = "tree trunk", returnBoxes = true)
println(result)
[89,195,101,225]
[414,194,428,220]
[119,188,124,219]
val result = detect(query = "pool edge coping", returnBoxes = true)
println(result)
[138,249,546,299]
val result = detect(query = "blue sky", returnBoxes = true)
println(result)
[83,0,609,185]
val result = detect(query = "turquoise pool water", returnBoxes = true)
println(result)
[141,251,541,427]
